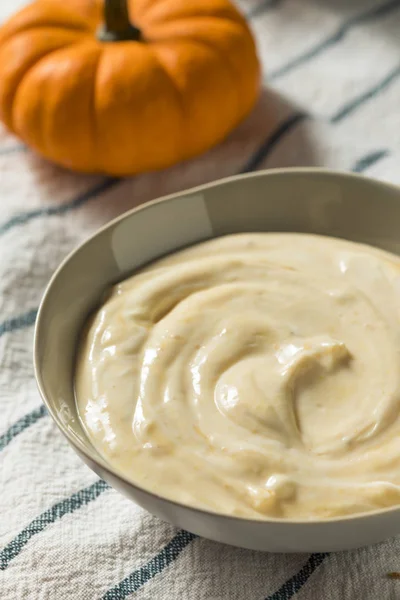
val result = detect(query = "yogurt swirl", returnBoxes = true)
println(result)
[75,233,400,519]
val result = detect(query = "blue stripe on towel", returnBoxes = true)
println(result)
[0,308,38,338]
[0,309,46,451]
[0,177,119,236]
[240,113,307,173]
[331,64,400,123]
[265,553,329,600]
[102,530,197,600]
[248,0,284,19]
[351,149,389,173]
[0,144,26,156]
[0,479,110,570]
[0,405,47,452]
[269,0,400,80]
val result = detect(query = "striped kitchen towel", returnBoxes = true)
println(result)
[2,0,400,598]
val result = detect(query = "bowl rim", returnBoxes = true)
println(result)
[33,166,400,526]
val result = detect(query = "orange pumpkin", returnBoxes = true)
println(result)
[0,0,260,175]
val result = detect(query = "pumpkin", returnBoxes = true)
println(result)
[0,0,260,175]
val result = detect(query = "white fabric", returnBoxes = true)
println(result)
[1,0,400,598]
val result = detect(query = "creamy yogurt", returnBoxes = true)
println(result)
[75,233,400,519]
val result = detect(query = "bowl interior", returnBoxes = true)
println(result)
[34,169,400,471]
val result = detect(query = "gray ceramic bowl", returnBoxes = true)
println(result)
[34,168,400,552]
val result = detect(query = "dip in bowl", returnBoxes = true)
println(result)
[34,168,400,552]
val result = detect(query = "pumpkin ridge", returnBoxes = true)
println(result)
[0,2,93,45]
[62,0,104,25]
[2,25,90,41]
[0,30,85,132]
[140,13,248,33]
[34,1,97,30]
[154,19,259,118]
[92,46,107,172]
[151,38,240,161]
[141,16,254,53]
[170,34,240,113]
[149,49,186,158]
[12,55,50,145]
[13,40,99,153]
[134,0,246,29]
[0,22,89,46]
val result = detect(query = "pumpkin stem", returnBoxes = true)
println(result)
[98,0,141,42]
